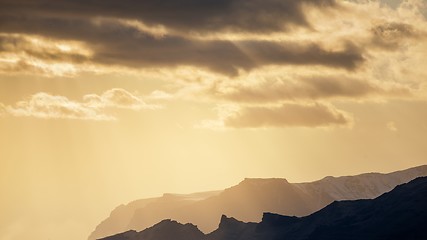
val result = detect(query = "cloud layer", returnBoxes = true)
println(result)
[1,0,426,128]
[0,18,363,76]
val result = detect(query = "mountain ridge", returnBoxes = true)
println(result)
[99,176,427,240]
[90,165,427,240]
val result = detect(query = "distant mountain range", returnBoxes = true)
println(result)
[90,165,427,240]
[100,176,427,240]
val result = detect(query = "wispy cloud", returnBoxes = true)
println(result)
[201,73,414,104]
[83,88,160,110]
[0,89,159,121]
[198,103,352,129]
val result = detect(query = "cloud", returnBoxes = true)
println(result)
[0,0,337,34]
[86,33,363,75]
[371,22,421,49]
[0,18,364,75]
[5,92,113,121]
[0,34,92,76]
[1,89,157,121]
[83,88,159,110]
[207,74,413,103]
[0,0,424,78]
[198,103,352,129]
[0,34,91,63]
[9,0,427,78]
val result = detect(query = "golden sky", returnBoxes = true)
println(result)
[1,0,427,240]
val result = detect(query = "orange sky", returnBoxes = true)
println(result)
[1,0,427,240]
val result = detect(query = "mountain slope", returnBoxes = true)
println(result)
[90,165,427,239]
[89,191,221,240]
[294,164,427,211]
[99,176,427,240]
[250,176,427,240]
[303,176,427,239]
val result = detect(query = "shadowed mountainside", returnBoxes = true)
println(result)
[90,165,427,239]
[101,176,427,240]
[101,219,204,240]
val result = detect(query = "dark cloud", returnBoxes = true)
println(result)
[236,41,363,70]
[0,0,336,33]
[223,103,351,128]
[0,17,364,75]
[92,33,363,75]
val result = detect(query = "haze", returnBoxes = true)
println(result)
[1,0,427,240]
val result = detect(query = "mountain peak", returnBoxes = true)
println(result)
[100,230,138,240]
[152,219,202,232]
[218,215,241,229]
[208,214,257,239]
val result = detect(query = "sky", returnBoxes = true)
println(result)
[1,0,427,239]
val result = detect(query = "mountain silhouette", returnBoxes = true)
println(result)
[99,176,427,240]
[90,165,427,239]
[101,219,204,240]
